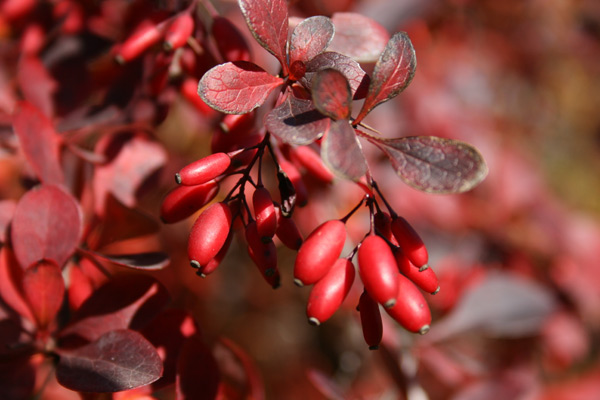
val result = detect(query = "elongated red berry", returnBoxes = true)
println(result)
[395,249,439,294]
[278,157,308,207]
[181,77,218,116]
[252,187,276,241]
[160,181,219,224]
[358,235,399,308]
[188,202,232,267]
[197,231,232,277]
[164,13,194,51]
[114,22,163,64]
[212,16,251,62]
[358,291,383,350]
[307,258,355,326]
[385,274,432,335]
[246,221,279,288]
[274,207,303,250]
[391,216,429,268]
[294,220,346,286]
[374,211,398,246]
[291,145,334,184]
[176,153,231,186]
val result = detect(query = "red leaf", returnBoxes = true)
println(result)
[321,120,367,181]
[0,199,16,243]
[289,16,334,64]
[355,32,416,124]
[369,136,488,194]
[238,0,288,70]
[22,259,64,331]
[12,101,64,185]
[215,338,265,400]
[327,12,390,63]
[303,52,370,99]
[198,61,283,114]
[16,56,57,117]
[311,69,352,120]
[212,16,251,62]
[0,246,33,321]
[84,250,170,271]
[176,334,220,400]
[265,94,328,145]
[0,356,36,400]
[11,184,82,269]
[56,329,163,392]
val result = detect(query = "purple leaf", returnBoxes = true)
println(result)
[198,61,284,114]
[289,16,334,64]
[311,69,352,121]
[11,184,82,269]
[327,12,390,63]
[321,120,367,181]
[370,136,488,194]
[265,94,328,145]
[355,32,416,125]
[238,0,288,70]
[303,52,370,99]
[56,329,163,392]
[86,251,170,271]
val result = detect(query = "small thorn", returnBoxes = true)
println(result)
[190,260,200,269]
[383,298,396,308]
[419,264,429,272]
[431,286,440,295]
[368,345,380,350]
[419,325,431,335]
[308,317,320,326]
[175,173,182,184]
[293,278,304,287]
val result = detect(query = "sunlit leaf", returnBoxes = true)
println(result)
[198,61,283,114]
[0,200,16,244]
[56,329,163,392]
[371,136,488,194]
[289,16,334,63]
[22,259,65,330]
[327,12,390,63]
[0,246,34,321]
[321,120,367,181]
[311,69,352,120]
[265,94,328,145]
[303,52,370,99]
[355,32,416,124]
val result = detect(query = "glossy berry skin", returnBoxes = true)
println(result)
[373,211,398,246]
[294,220,346,286]
[115,22,163,64]
[245,221,279,288]
[306,258,355,325]
[175,153,231,186]
[358,235,399,308]
[391,216,428,268]
[197,232,232,277]
[278,157,308,207]
[395,249,439,294]
[188,202,232,268]
[385,273,432,335]
[358,291,383,350]
[160,181,219,224]
[274,207,303,250]
[291,145,334,184]
[252,187,277,241]
[164,13,194,51]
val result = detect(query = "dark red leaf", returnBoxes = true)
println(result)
[60,275,169,346]
[327,12,390,63]
[306,369,345,400]
[369,136,488,193]
[238,0,288,70]
[265,94,328,145]
[56,329,163,392]
[303,52,370,99]
[22,259,64,330]
[0,356,36,400]
[214,338,265,400]
[212,16,252,62]
[321,120,367,180]
[16,56,57,117]
[289,16,334,64]
[0,246,33,321]
[199,61,283,114]
[0,199,16,243]
[311,69,352,120]
[355,32,416,124]
[12,101,64,185]
[85,251,170,271]
[176,334,220,400]
[11,184,82,269]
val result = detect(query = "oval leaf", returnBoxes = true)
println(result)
[198,61,283,114]
[22,259,65,330]
[312,69,352,121]
[327,13,390,63]
[265,94,328,145]
[289,16,334,64]
[87,251,170,271]
[321,120,367,181]
[0,246,34,321]
[11,184,82,269]
[355,32,416,125]
[56,329,163,392]
[372,136,488,194]
[238,0,288,69]
[303,52,370,99]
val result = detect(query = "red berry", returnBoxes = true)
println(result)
[307,258,355,325]
[188,202,232,267]
[246,221,279,288]
[160,180,219,224]
[395,249,439,294]
[164,13,194,51]
[180,77,218,116]
[291,145,334,184]
[114,21,164,64]
[176,153,231,186]
[197,231,232,277]
[252,187,276,241]
[391,216,429,268]
[385,274,432,335]
[274,207,303,250]
[212,16,251,62]
[358,291,383,350]
[278,157,308,207]
[358,235,399,308]
[294,220,346,286]
[373,211,398,246]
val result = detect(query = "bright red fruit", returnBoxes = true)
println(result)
[385,274,432,334]
[294,220,346,286]
[391,216,428,268]
[395,249,439,294]
[164,13,194,51]
[175,153,231,186]
[160,181,219,224]
[114,22,164,64]
[358,291,383,350]
[306,258,355,325]
[188,202,232,268]
[278,156,308,207]
[373,211,398,246]
[274,207,303,250]
[197,232,232,278]
[245,221,280,288]
[291,145,334,183]
[357,235,399,308]
[252,187,277,240]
